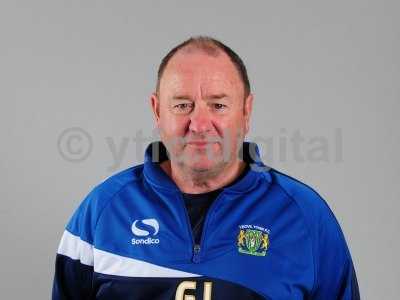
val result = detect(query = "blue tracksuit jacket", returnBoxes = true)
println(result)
[52,142,359,299]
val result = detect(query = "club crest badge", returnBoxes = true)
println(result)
[237,224,270,256]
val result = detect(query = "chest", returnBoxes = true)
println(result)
[92,188,315,299]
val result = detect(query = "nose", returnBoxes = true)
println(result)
[188,104,213,134]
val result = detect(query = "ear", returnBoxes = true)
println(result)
[243,93,254,135]
[150,93,161,126]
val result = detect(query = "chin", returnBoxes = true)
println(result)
[187,159,214,171]
[185,157,228,176]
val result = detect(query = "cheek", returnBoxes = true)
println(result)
[160,117,188,137]
[215,115,245,137]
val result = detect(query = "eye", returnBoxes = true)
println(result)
[172,102,194,113]
[212,103,227,111]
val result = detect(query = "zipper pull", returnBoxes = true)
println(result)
[192,244,201,263]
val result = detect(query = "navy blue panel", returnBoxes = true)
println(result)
[338,262,360,300]
[351,265,360,299]
[93,273,266,300]
[52,254,94,300]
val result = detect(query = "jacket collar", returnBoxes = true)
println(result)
[143,141,271,193]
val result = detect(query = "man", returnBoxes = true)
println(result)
[52,36,360,299]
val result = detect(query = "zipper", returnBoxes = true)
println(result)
[179,194,197,262]
[179,192,225,264]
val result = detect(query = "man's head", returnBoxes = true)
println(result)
[151,36,253,179]
[155,37,251,99]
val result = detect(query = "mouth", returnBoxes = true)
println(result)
[187,141,210,148]
[186,140,217,149]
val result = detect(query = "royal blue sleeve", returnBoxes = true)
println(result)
[52,186,107,300]
[274,170,361,299]
[310,201,360,300]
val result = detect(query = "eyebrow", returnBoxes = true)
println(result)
[204,93,228,100]
[172,95,192,100]
[171,93,228,100]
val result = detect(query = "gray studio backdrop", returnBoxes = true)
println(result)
[1,0,399,299]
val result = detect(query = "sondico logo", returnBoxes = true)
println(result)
[131,218,160,245]
[175,281,212,300]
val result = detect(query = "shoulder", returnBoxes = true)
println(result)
[66,165,144,241]
[85,164,144,208]
[267,168,350,256]
[269,168,352,278]
[268,168,339,229]
[268,169,354,293]
[95,164,144,198]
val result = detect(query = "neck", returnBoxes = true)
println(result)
[160,159,247,194]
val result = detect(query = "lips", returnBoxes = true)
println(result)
[187,141,209,146]
[185,140,218,150]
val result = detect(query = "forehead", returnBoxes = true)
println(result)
[159,48,244,97]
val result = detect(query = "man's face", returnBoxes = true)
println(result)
[151,48,253,175]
